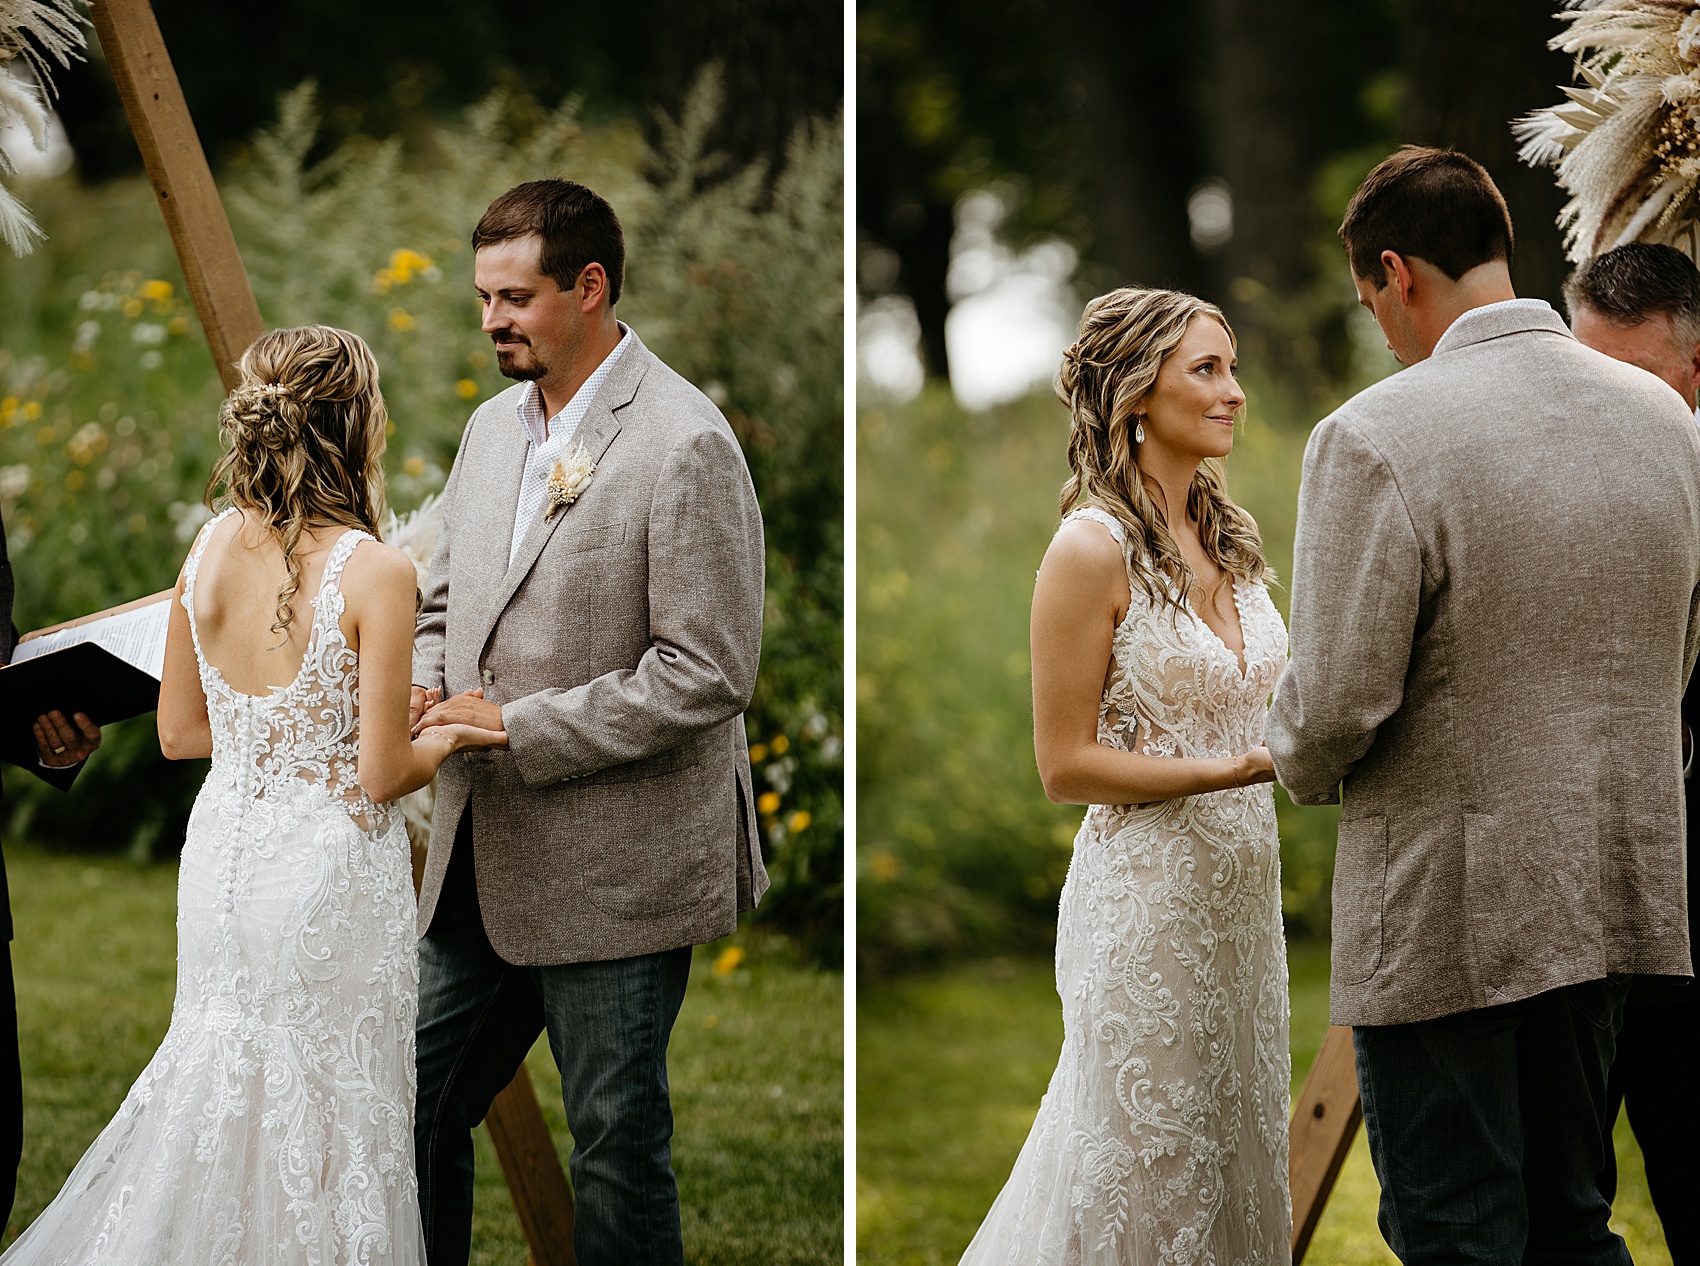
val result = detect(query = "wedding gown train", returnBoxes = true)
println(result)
[961,506,1293,1266]
[2,510,426,1265]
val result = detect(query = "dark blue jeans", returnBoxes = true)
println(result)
[1353,976,1634,1266]
[415,834,692,1266]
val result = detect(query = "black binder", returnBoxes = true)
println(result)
[0,641,160,767]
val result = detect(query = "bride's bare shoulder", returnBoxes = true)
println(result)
[341,536,416,590]
[1043,512,1125,577]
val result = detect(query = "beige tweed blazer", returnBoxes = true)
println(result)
[413,331,767,964]
[1268,301,1700,1027]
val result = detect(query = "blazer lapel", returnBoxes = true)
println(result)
[478,339,653,642]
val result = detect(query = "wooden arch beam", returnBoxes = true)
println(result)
[85,3,576,1262]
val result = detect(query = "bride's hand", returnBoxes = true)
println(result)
[1235,746,1275,787]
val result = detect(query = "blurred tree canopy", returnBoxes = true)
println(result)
[859,0,1576,393]
[56,0,841,181]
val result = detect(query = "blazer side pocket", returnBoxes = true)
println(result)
[1332,814,1388,985]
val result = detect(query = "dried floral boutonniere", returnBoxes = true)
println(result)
[544,444,596,519]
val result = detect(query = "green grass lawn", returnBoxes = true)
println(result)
[2,843,842,1264]
[858,942,1671,1265]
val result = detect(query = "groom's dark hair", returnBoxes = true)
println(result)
[1340,146,1514,289]
[473,179,626,306]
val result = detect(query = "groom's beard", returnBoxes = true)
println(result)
[494,338,547,382]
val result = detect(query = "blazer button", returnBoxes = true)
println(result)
[481,668,494,687]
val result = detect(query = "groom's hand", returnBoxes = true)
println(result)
[414,688,502,737]
[35,710,100,767]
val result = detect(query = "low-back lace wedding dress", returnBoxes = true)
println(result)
[961,506,1292,1266]
[3,508,426,1265]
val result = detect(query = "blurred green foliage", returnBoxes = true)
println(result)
[857,374,1373,972]
[0,75,842,961]
[855,947,1673,1263]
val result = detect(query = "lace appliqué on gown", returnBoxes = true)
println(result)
[2,510,425,1266]
[962,506,1293,1266]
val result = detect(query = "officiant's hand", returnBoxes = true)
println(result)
[413,687,503,738]
[35,710,100,768]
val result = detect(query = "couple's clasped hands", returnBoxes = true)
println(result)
[1236,746,1275,787]
[408,686,507,758]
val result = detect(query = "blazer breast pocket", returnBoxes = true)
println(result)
[560,522,626,555]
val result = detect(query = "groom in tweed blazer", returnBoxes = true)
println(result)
[409,180,766,1265]
[1270,148,1700,1264]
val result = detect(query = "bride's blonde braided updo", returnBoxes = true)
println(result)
[1057,287,1267,612]
[207,325,388,637]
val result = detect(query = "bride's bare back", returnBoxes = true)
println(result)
[189,511,359,696]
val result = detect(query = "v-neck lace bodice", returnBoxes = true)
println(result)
[961,505,1293,1266]
[1077,506,1286,770]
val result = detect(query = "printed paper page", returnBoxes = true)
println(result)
[11,597,172,678]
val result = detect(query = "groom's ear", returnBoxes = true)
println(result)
[575,261,613,312]
[1380,250,1417,305]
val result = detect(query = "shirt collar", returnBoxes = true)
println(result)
[516,322,632,447]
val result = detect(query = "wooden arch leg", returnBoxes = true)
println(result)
[1288,1025,1364,1262]
[90,5,579,1260]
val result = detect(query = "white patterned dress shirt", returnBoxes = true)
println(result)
[509,324,632,567]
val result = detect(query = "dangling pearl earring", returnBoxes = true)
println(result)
[1135,417,1146,444]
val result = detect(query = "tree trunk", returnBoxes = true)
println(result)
[1048,0,1209,297]
[1208,0,1328,305]
[1401,0,1573,304]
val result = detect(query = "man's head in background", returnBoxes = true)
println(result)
[1567,242,1700,410]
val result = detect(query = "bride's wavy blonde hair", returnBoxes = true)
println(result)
[1057,287,1268,611]
[206,325,388,637]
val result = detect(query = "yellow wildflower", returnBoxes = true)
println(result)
[141,279,173,307]
[402,455,425,477]
[388,308,416,333]
[389,248,432,284]
[372,269,393,295]
[22,401,41,422]
[869,850,901,882]
[748,743,768,763]
[455,378,478,399]
[168,315,190,335]
[770,734,791,755]
[713,946,745,975]
[122,297,143,319]
[757,791,780,815]
[64,470,83,491]
[787,810,811,833]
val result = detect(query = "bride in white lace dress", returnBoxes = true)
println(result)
[962,289,1291,1266]
[1,326,503,1265]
